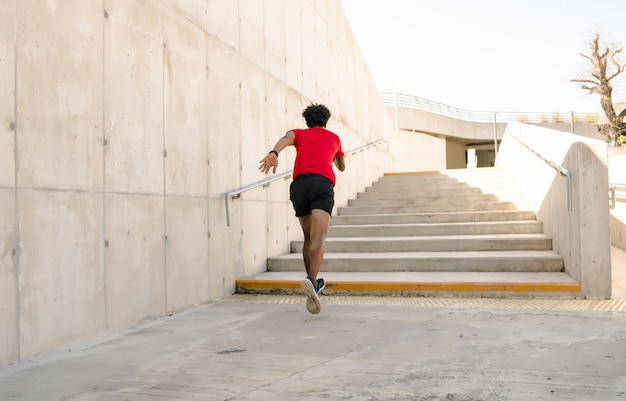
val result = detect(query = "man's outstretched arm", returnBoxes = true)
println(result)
[259,131,295,174]
[334,156,345,172]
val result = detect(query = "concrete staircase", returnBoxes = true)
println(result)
[236,168,581,297]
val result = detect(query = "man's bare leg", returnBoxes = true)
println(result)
[299,209,330,314]
[298,209,331,282]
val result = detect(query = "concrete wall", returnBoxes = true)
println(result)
[496,122,611,298]
[608,148,626,250]
[391,129,447,172]
[446,140,467,169]
[0,0,452,368]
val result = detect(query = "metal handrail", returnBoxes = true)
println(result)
[225,138,388,226]
[381,91,600,124]
[609,182,626,210]
[610,186,616,209]
[507,133,572,211]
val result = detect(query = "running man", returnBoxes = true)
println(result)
[259,103,345,314]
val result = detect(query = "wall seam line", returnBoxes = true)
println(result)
[13,0,22,365]
[102,0,109,331]
[162,10,169,315]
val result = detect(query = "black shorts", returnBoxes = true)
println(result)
[289,174,335,217]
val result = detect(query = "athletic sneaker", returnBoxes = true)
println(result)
[301,276,321,314]
[317,278,326,294]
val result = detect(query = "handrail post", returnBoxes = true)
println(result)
[566,170,572,212]
[394,91,399,137]
[493,113,498,161]
[225,193,232,227]
[609,185,616,210]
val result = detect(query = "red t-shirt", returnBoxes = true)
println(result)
[292,127,344,186]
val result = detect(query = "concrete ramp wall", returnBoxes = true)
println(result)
[608,149,626,250]
[496,122,611,298]
[0,0,443,368]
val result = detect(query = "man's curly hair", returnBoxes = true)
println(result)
[302,103,331,128]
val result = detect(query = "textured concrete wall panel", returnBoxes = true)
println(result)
[284,1,302,93]
[0,189,18,367]
[299,1,316,101]
[0,1,16,188]
[264,0,286,82]
[206,0,238,50]
[313,14,330,104]
[266,199,291,258]
[336,46,357,132]
[104,194,165,330]
[206,35,241,196]
[103,0,164,195]
[325,26,340,117]
[315,0,333,24]
[163,14,208,197]
[241,200,269,276]
[16,1,103,191]
[238,0,265,69]
[239,59,267,188]
[206,29,243,297]
[207,199,242,298]
[18,190,105,360]
[263,76,289,186]
[163,0,206,29]
[165,196,209,312]
[577,142,611,297]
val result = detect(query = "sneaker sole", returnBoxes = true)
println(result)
[301,279,321,314]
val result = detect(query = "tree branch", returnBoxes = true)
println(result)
[570,78,597,84]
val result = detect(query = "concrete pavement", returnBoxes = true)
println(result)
[1,299,625,400]
[1,246,625,401]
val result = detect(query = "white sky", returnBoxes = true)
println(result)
[339,0,626,113]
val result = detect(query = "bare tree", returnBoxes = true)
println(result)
[571,33,625,145]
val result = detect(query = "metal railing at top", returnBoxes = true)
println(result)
[224,138,388,226]
[507,133,572,212]
[381,92,600,124]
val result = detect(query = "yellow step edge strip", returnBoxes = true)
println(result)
[236,280,581,293]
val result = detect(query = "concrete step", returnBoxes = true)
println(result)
[359,186,525,199]
[369,183,522,197]
[331,210,537,225]
[379,167,516,181]
[291,234,552,253]
[336,201,531,215]
[348,193,520,207]
[372,175,518,187]
[237,167,575,298]
[328,220,543,237]
[236,271,580,297]
[377,173,516,185]
[267,250,564,273]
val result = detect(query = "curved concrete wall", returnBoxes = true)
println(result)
[496,122,611,298]
[0,0,449,368]
[392,107,603,143]
[608,149,626,250]
[391,106,604,170]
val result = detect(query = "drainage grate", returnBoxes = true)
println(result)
[221,294,626,313]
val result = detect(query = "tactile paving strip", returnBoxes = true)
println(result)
[221,294,626,312]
